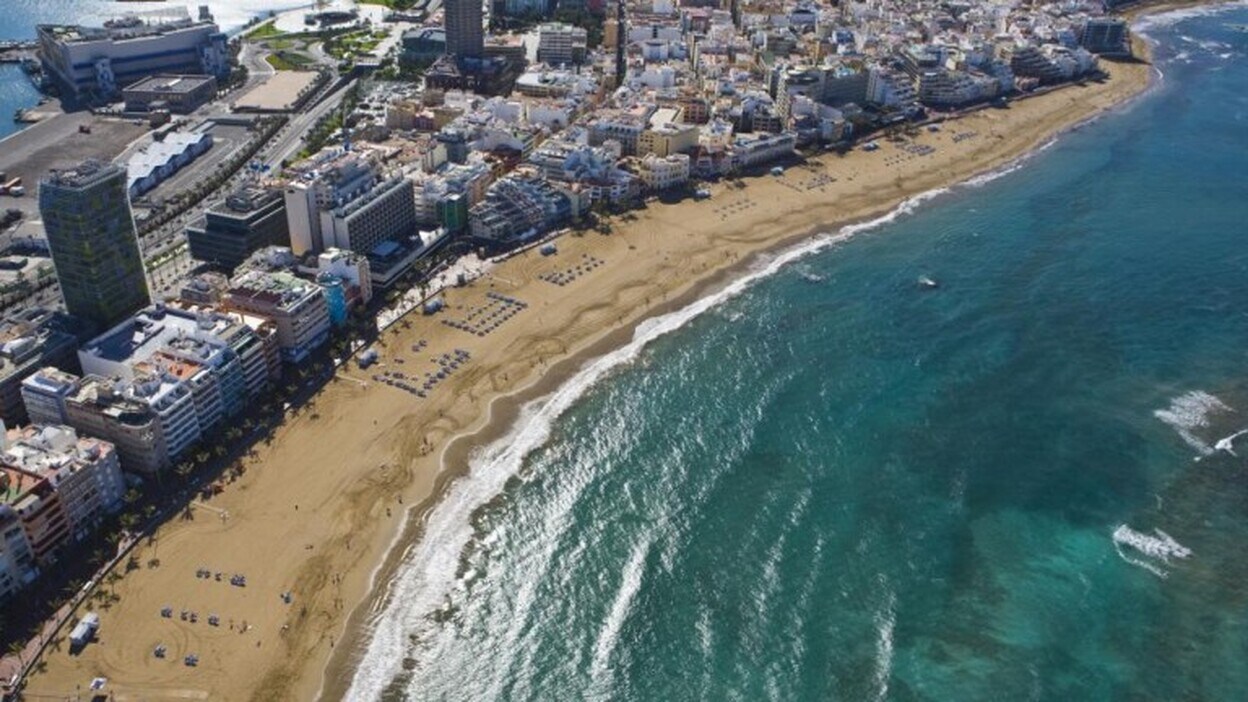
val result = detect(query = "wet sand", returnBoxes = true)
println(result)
[26,58,1153,701]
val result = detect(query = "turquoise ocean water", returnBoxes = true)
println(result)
[348,6,1248,701]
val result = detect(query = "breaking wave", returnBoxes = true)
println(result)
[1112,524,1192,579]
[1153,390,1232,456]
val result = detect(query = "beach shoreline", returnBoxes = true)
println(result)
[323,57,1167,702]
[19,2,1215,697]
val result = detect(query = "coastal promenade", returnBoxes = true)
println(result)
[19,58,1153,701]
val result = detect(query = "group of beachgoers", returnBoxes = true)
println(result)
[150,567,284,667]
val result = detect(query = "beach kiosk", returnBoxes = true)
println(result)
[69,612,100,652]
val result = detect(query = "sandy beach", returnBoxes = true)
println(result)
[23,55,1154,701]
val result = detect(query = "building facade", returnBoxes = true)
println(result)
[2,426,124,544]
[322,178,418,255]
[187,186,290,271]
[37,14,228,101]
[225,271,331,364]
[122,74,218,113]
[39,162,151,333]
[444,0,485,59]
[536,23,588,66]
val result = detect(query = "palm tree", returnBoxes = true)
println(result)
[175,462,194,481]
[122,488,142,506]
[195,451,211,467]
[63,579,83,600]
[119,513,139,532]
[6,640,24,669]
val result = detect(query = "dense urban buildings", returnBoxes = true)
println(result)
[0,425,124,563]
[38,162,151,333]
[0,0,1150,635]
[0,309,80,426]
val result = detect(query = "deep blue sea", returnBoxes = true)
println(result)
[348,6,1248,701]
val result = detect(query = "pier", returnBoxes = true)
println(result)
[0,41,38,64]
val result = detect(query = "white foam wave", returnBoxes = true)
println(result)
[345,139,1074,700]
[796,265,826,283]
[1214,428,1248,455]
[1153,391,1232,455]
[1112,524,1192,579]
[872,588,897,702]
[590,538,651,685]
[1133,0,1248,36]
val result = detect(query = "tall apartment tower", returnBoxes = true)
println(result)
[445,0,485,59]
[39,162,151,332]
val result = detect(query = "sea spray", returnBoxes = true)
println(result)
[589,538,652,686]
[1153,391,1232,455]
[1112,525,1193,579]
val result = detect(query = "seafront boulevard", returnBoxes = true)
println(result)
[17,56,1154,700]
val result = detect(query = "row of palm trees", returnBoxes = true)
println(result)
[137,116,289,239]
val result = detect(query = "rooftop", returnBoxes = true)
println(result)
[124,74,216,94]
[38,10,216,45]
[81,305,232,367]
[1,425,110,480]
[41,160,123,190]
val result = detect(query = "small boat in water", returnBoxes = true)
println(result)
[917,276,939,289]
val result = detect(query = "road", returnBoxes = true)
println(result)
[139,75,358,297]
[260,77,358,170]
